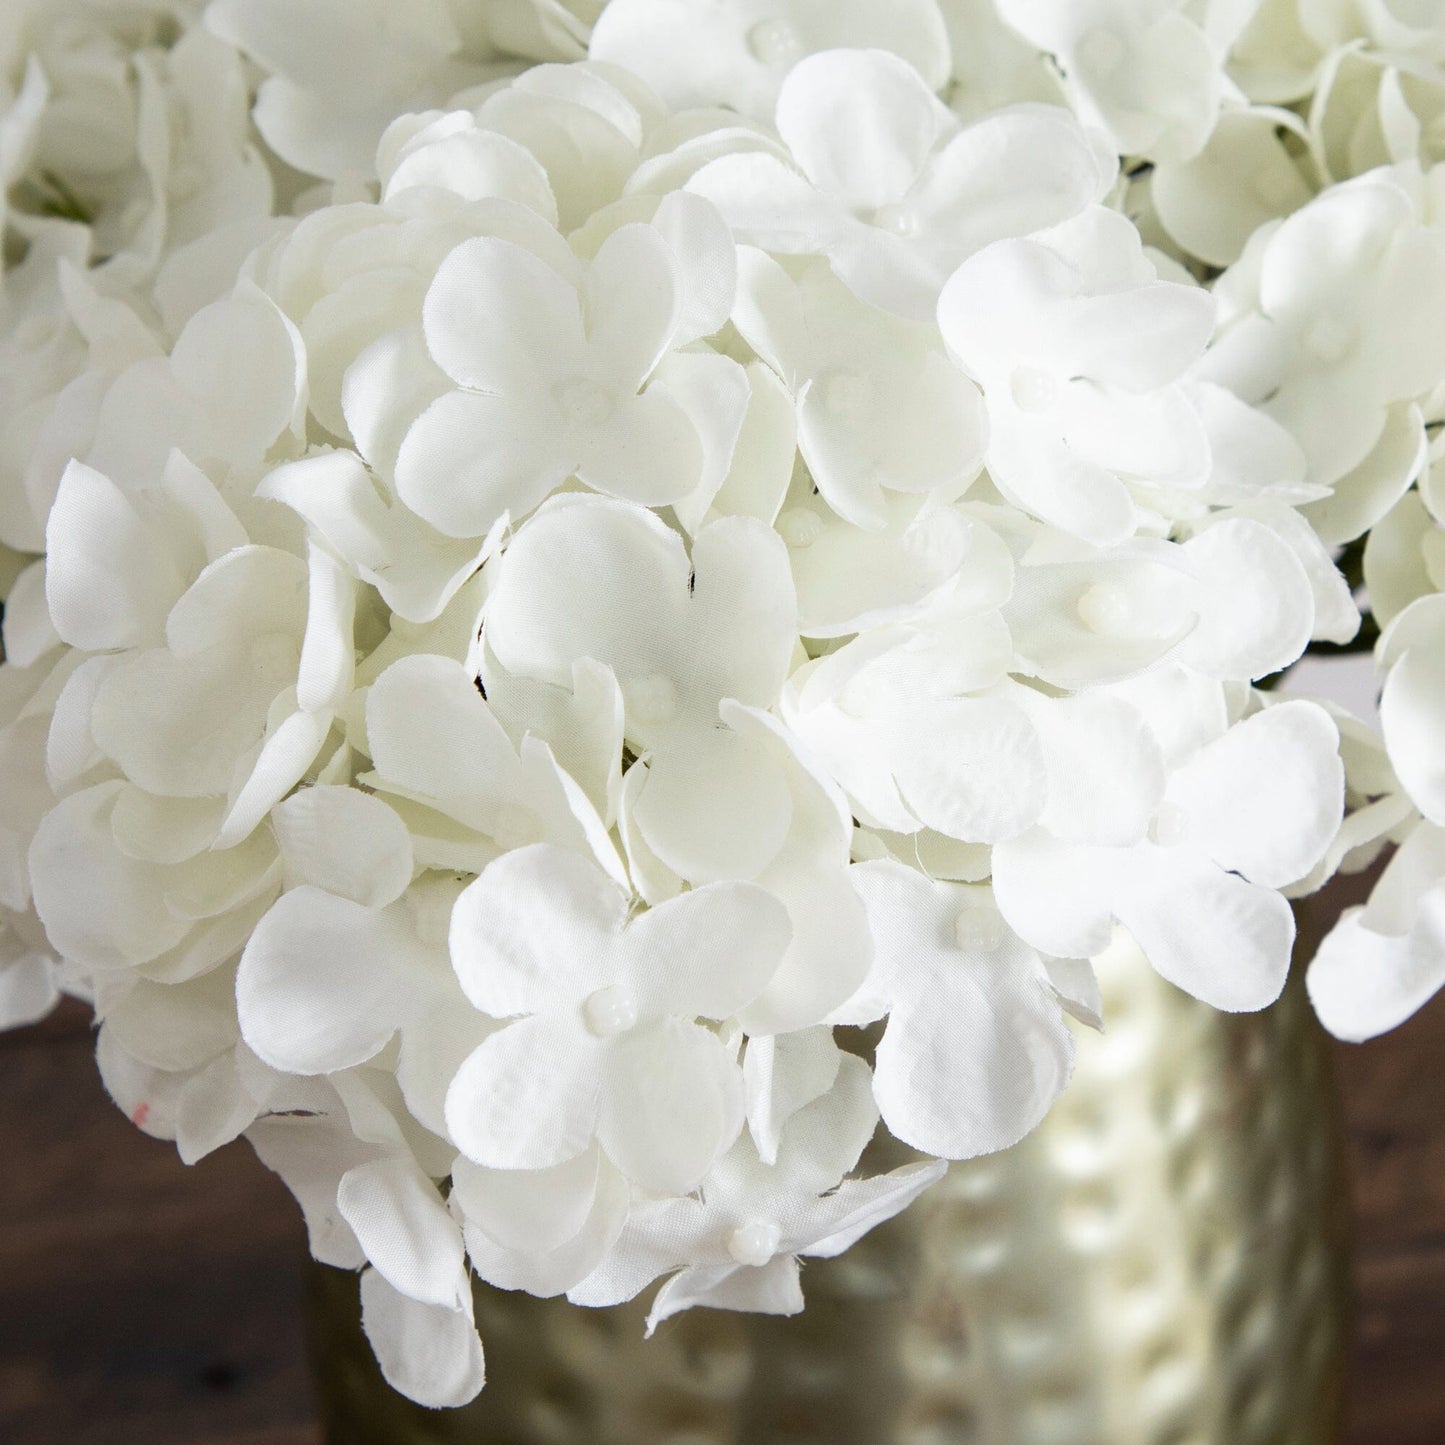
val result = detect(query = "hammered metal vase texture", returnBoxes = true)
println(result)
[305,933,1351,1445]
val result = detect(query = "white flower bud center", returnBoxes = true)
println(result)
[1078,27,1126,75]
[1010,364,1058,413]
[955,906,1005,953]
[777,507,823,549]
[623,672,679,725]
[1076,583,1132,634]
[871,203,918,237]
[1149,801,1190,847]
[554,376,616,429]
[584,984,639,1038]
[727,1220,782,1267]
[1304,315,1354,364]
[747,18,800,64]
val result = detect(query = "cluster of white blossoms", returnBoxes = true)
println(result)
[2,0,1444,1409]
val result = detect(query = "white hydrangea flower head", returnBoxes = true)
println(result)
[6,5,1436,1412]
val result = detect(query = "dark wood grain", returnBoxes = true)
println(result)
[0,1003,320,1445]
[1,987,1442,1444]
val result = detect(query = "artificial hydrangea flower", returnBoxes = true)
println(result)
[689,48,1113,319]
[7,1,1441,1413]
[569,1051,946,1330]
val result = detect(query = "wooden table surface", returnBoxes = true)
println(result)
[2,989,1443,1445]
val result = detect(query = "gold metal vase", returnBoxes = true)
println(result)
[305,927,1351,1445]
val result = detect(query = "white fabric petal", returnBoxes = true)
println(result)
[215,706,333,851]
[237,888,424,1073]
[801,1159,947,1258]
[451,1148,603,1256]
[1178,519,1315,680]
[581,223,682,390]
[632,727,794,883]
[394,388,563,540]
[647,1256,803,1334]
[359,1268,485,1410]
[446,1015,603,1170]
[1026,692,1166,847]
[574,385,702,507]
[45,461,185,651]
[991,830,1122,962]
[272,786,414,908]
[743,1029,841,1167]
[687,151,851,254]
[1166,702,1344,888]
[598,1018,743,1193]
[1308,887,1445,1042]
[854,861,1073,1158]
[487,496,687,687]
[29,783,190,970]
[626,880,789,1021]
[339,1157,468,1309]
[365,654,524,833]
[1115,845,1295,1012]
[450,843,628,1017]
[890,697,1047,844]
[776,49,947,210]
[423,235,583,394]
[1381,637,1445,825]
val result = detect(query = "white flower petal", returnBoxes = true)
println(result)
[991,830,1121,962]
[359,1268,485,1410]
[1308,888,1445,1042]
[647,1256,802,1334]
[450,843,628,1017]
[395,388,562,539]
[890,697,1046,844]
[365,654,524,833]
[855,861,1072,1158]
[487,496,687,688]
[598,1018,743,1193]
[445,1015,602,1170]
[272,785,414,908]
[339,1157,467,1308]
[237,887,424,1074]
[802,1160,946,1258]
[1167,701,1344,888]
[422,235,582,394]
[574,386,701,507]
[626,878,790,1021]
[1178,518,1315,680]
[743,1029,841,1166]
[1116,846,1294,1012]
[45,461,184,651]
[776,49,948,211]
[632,728,794,883]
[1381,637,1445,826]
[29,783,190,970]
